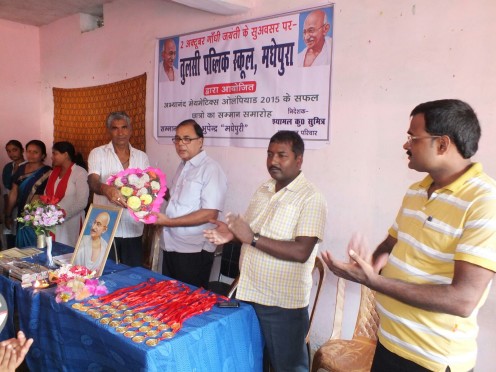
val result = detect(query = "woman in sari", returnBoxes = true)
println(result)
[44,141,89,247]
[5,140,51,248]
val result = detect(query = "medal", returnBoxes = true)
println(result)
[122,316,134,324]
[131,320,144,328]
[158,323,170,331]
[116,326,127,334]
[118,304,128,311]
[143,316,154,323]
[146,338,159,347]
[91,311,103,319]
[109,320,121,328]
[124,331,136,338]
[111,301,122,307]
[111,313,123,319]
[71,303,82,310]
[139,326,151,333]
[100,317,111,325]
[124,310,133,316]
[79,306,89,312]
[162,331,175,339]
[146,329,159,337]
[132,335,145,343]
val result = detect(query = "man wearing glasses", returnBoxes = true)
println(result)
[155,119,227,288]
[298,9,332,67]
[322,99,496,372]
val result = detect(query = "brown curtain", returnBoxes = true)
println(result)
[53,73,147,162]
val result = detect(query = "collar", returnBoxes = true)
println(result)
[104,141,134,154]
[264,172,306,193]
[182,150,206,167]
[418,162,483,193]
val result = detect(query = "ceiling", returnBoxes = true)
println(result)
[0,0,252,27]
[0,0,113,27]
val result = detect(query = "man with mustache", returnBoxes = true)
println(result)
[322,99,496,372]
[73,211,110,272]
[204,131,327,371]
[158,38,178,82]
[298,9,332,67]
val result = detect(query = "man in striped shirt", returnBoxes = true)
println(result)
[322,99,496,372]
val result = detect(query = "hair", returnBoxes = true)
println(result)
[53,141,87,170]
[176,119,204,138]
[269,130,305,157]
[106,111,132,130]
[5,139,23,153]
[410,99,480,158]
[25,140,47,160]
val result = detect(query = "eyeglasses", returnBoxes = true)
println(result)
[303,24,326,36]
[172,136,200,144]
[406,135,442,145]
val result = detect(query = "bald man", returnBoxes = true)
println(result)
[73,211,110,272]
[158,38,178,82]
[298,10,332,67]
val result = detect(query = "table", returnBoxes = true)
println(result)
[0,242,127,341]
[5,265,263,371]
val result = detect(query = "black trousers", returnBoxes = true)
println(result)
[371,342,473,372]
[162,250,214,288]
[109,236,144,267]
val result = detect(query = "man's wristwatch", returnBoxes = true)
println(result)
[251,233,260,247]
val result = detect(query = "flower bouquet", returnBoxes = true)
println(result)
[17,195,65,268]
[106,167,167,224]
[17,195,65,237]
[50,265,108,303]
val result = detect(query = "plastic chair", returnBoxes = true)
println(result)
[208,241,241,297]
[311,278,379,372]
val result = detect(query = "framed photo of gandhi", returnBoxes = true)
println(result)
[70,204,123,277]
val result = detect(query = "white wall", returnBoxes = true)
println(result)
[3,0,496,369]
[0,20,40,166]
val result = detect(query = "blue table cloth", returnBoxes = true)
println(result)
[0,242,126,341]
[15,267,263,371]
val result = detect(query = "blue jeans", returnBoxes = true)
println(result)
[250,303,309,372]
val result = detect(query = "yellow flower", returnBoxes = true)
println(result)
[140,194,153,205]
[121,186,133,197]
[127,196,141,211]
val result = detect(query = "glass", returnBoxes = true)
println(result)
[303,24,326,36]
[172,136,200,144]
[406,135,442,145]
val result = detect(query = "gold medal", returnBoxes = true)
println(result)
[100,317,111,325]
[146,338,159,347]
[116,326,127,334]
[101,305,111,311]
[111,313,123,319]
[139,326,151,333]
[107,308,117,314]
[87,309,96,316]
[158,323,170,331]
[109,320,121,328]
[149,320,160,327]
[118,304,128,311]
[79,306,89,312]
[134,312,146,319]
[143,316,154,323]
[131,320,143,328]
[132,335,145,343]
[88,299,101,306]
[162,331,175,339]
[124,331,136,338]
[146,329,159,337]
[124,310,133,316]
[122,316,133,324]
[111,301,122,307]
[71,303,82,310]
[122,316,134,324]
[91,311,103,319]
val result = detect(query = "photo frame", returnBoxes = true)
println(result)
[70,204,123,277]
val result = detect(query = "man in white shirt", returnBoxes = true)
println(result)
[88,111,150,266]
[298,9,332,67]
[155,119,227,288]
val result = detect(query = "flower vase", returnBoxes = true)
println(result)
[37,234,46,248]
[45,235,57,269]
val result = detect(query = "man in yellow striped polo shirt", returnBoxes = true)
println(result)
[322,99,496,372]
[204,131,327,371]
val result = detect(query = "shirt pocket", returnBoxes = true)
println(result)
[176,179,203,212]
[262,202,299,240]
